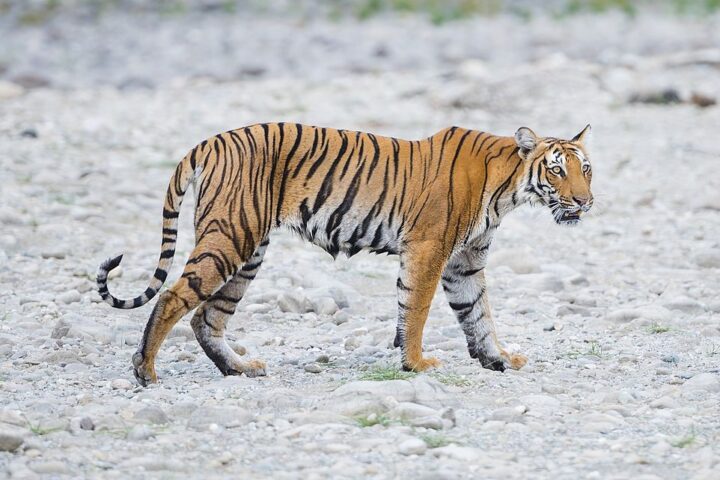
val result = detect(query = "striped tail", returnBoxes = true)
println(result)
[96,149,197,309]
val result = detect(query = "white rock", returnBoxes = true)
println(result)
[56,290,81,304]
[277,291,311,313]
[398,438,427,456]
[683,373,720,392]
[0,80,24,100]
[432,445,482,461]
[111,378,134,390]
[312,296,339,315]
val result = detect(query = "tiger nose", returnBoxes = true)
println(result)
[573,195,592,211]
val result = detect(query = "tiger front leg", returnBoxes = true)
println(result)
[442,247,527,372]
[396,241,445,372]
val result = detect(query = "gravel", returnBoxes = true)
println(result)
[1,4,719,480]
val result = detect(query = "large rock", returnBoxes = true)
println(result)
[683,373,719,392]
[329,376,458,416]
[187,406,253,430]
[277,291,312,313]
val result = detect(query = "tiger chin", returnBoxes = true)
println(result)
[96,122,593,386]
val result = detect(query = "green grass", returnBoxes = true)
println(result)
[648,323,671,334]
[356,414,392,427]
[431,372,472,387]
[421,433,451,448]
[359,365,417,381]
[671,432,697,448]
[26,420,64,436]
[564,341,605,360]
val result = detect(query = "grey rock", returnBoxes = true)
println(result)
[56,290,81,304]
[187,406,253,430]
[79,417,94,431]
[277,291,311,313]
[304,363,322,374]
[134,406,169,425]
[0,430,24,452]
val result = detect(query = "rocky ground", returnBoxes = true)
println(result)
[1,4,719,479]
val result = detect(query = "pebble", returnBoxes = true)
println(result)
[111,378,134,390]
[79,417,94,431]
[398,438,427,456]
[304,363,322,374]
[134,406,169,425]
[277,291,311,313]
[0,431,24,452]
[56,290,81,304]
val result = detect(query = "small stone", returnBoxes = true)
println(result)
[312,297,339,315]
[304,363,322,374]
[79,417,94,431]
[399,438,427,456]
[0,431,24,452]
[277,291,311,313]
[56,290,81,304]
[649,396,676,409]
[0,80,24,99]
[541,384,567,394]
[134,406,169,425]
[20,128,38,139]
[230,342,247,356]
[111,378,133,390]
[332,310,350,325]
[29,461,70,475]
[661,354,679,364]
[50,319,71,339]
[315,354,330,364]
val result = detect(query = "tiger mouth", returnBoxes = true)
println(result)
[555,209,582,225]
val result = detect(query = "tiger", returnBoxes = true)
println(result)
[96,123,593,386]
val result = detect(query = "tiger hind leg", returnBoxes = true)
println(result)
[132,236,249,386]
[396,241,444,372]
[191,238,269,378]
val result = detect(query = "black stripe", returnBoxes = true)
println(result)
[163,208,179,219]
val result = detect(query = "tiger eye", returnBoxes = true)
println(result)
[550,166,563,175]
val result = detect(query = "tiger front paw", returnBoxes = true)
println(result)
[403,356,441,372]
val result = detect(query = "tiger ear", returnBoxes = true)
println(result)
[514,127,537,159]
[571,124,591,145]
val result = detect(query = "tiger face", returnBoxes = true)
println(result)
[516,125,593,226]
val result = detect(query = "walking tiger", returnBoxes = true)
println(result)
[96,123,593,386]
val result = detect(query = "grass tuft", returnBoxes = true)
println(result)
[671,432,697,448]
[356,413,392,427]
[359,365,417,381]
[421,433,451,448]
[648,323,671,334]
[431,372,472,387]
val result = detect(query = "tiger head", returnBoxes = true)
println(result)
[515,125,593,226]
